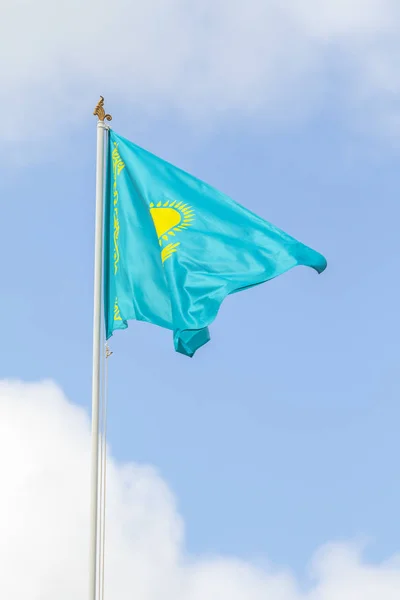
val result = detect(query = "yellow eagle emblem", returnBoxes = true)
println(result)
[149,200,195,263]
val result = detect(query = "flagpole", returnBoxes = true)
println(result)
[90,97,112,600]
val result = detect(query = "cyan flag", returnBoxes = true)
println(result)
[104,130,326,357]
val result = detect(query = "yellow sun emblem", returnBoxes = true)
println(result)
[149,200,195,263]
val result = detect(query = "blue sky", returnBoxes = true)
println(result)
[2,2,400,598]
[3,107,400,565]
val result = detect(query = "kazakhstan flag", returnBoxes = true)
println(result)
[104,130,327,357]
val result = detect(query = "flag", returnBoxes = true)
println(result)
[104,130,327,357]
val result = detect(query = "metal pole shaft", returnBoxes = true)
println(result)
[89,120,107,600]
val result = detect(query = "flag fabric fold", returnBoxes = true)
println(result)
[104,130,326,357]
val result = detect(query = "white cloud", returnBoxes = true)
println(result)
[0,379,399,600]
[1,0,400,143]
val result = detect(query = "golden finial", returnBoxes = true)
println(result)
[93,96,112,122]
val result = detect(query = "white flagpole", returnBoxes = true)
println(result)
[90,97,112,600]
